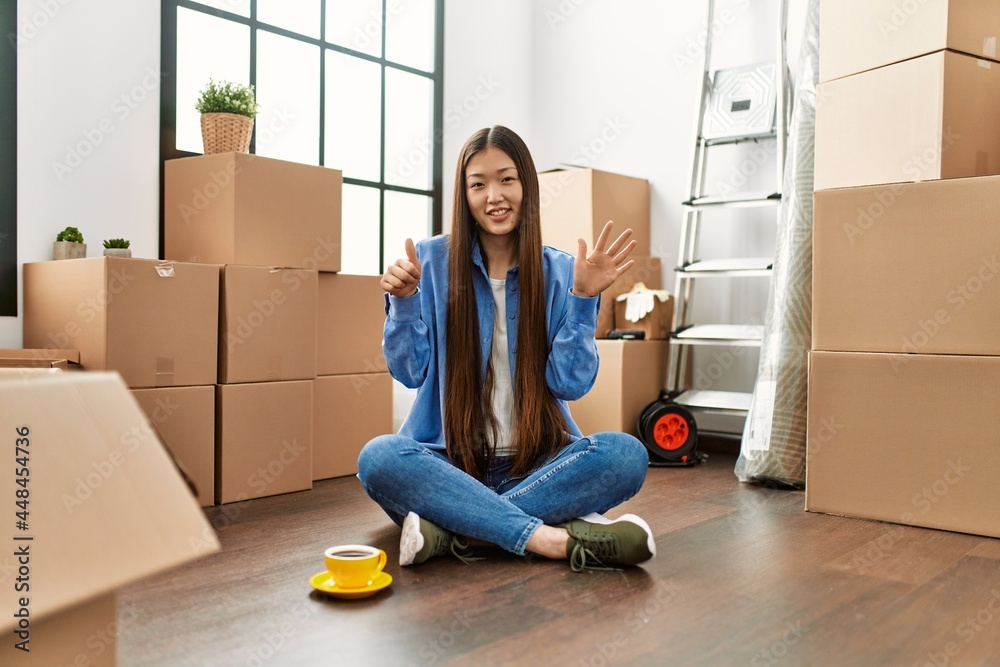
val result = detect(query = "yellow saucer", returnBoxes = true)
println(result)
[309,570,393,599]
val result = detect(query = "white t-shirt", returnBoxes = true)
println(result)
[489,277,515,456]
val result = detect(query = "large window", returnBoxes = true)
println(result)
[160,0,444,274]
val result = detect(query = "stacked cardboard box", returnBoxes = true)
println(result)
[538,166,667,436]
[314,274,393,480]
[22,257,221,507]
[164,152,344,504]
[808,0,1000,538]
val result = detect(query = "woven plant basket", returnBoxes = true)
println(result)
[200,112,254,154]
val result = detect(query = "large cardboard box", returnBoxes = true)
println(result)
[23,258,220,388]
[568,339,669,437]
[216,380,313,504]
[317,273,386,376]
[539,167,651,256]
[806,351,1000,538]
[132,385,216,507]
[0,372,219,666]
[597,256,662,338]
[165,152,342,271]
[819,0,1000,83]
[220,265,318,384]
[814,176,1000,355]
[815,50,1000,191]
[313,373,392,480]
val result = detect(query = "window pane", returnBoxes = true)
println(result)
[188,0,250,17]
[385,0,435,72]
[255,31,320,165]
[384,68,433,190]
[177,8,250,153]
[341,184,381,275]
[326,0,383,58]
[383,191,431,271]
[325,52,381,181]
[258,0,320,39]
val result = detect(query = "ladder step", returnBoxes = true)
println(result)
[671,324,764,346]
[674,390,752,414]
[683,191,781,208]
[702,129,777,147]
[677,257,772,277]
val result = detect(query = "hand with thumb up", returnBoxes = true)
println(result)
[381,237,422,298]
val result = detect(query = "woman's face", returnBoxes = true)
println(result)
[464,147,523,242]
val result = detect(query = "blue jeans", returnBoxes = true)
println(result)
[356,432,649,555]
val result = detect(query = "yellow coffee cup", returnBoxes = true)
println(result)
[324,544,387,589]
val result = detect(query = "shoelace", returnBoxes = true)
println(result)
[568,537,624,572]
[449,538,484,565]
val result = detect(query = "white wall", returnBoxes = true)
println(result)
[1,0,161,347]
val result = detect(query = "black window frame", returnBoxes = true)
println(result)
[1,2,17,316]
[158,0,445,270]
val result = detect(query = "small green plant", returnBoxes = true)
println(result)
[56,226,84,244]
[195,79,260,118]
[103,238,130,249]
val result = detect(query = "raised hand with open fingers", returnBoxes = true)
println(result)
[572,220,637,297]
[381,238,422,298]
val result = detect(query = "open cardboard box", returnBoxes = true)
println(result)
[0,372,219,666]
[0,348,81,370]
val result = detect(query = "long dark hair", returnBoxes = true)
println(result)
[444,125,569,477]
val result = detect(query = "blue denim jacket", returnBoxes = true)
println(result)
[383,234,600,451]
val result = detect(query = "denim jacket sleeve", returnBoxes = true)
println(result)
[545,289,601,401]
[382,291,431,389]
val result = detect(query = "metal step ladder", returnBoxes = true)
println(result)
[665,0,790,439]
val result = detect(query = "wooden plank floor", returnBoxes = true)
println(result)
[117,450,1000,666]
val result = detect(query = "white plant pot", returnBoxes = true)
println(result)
[52,241,86,260]
[103,248,132,258]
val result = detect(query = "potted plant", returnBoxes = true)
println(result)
[53,226,86,260]
[195,79,260,155]
[102,238,131,258]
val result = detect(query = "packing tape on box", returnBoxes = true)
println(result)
[155,261,175,278]
[156,356,175,386]
[985,37,997,59]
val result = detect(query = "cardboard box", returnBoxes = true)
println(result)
[3,593,116,667]
[0,373,219,665]
[313,373,392,480]
[165,152,342,271]
[815,50,1000,191]
[806,351,1000,538]
[598,256,662,338]
[220,265,318,384]
[216,380,313,503]
[317,273,386,376]
[539,167,650,256]
[132,385,216,507]
[568,339,669,437]
[0,348,80,370]
[819,0,1000,83]
[23,258,220,388]
[814,176,1000,355]
[613,287,673,340]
